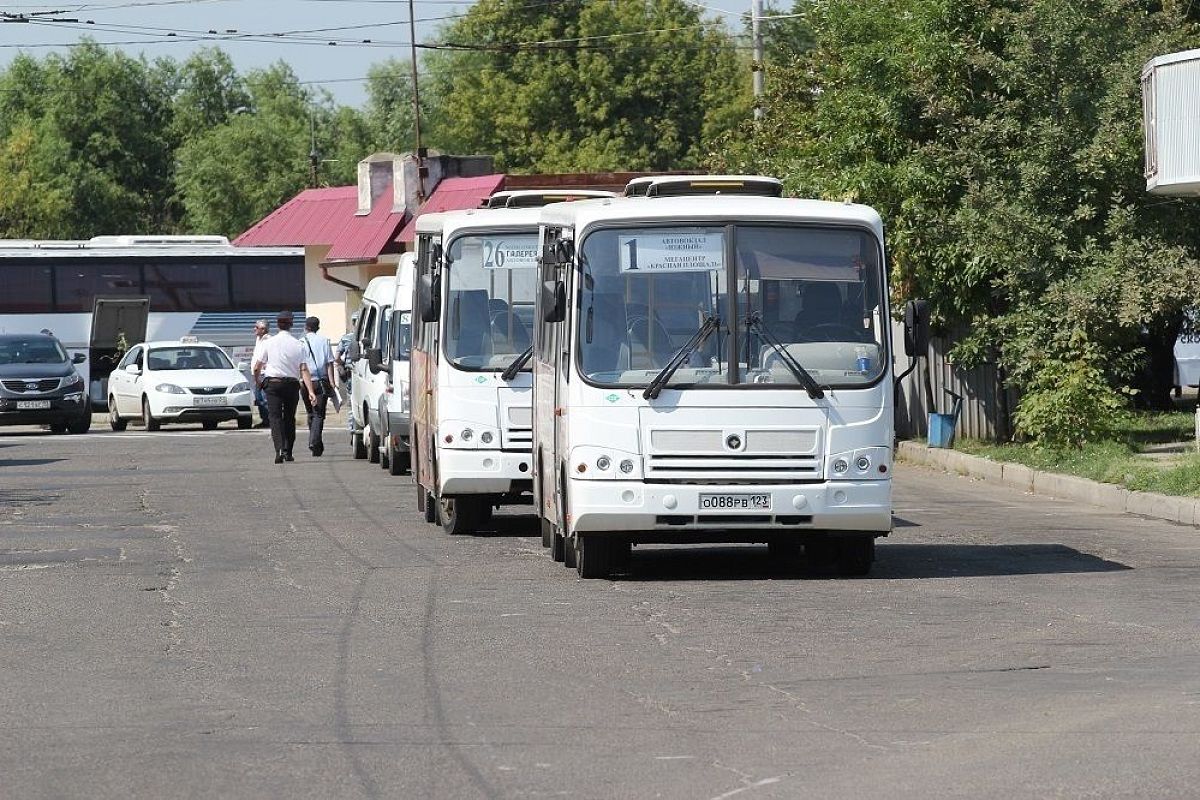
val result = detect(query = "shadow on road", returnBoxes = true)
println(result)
[0,457,66,468]
[616,543,1131,581]
[472,513,539,538]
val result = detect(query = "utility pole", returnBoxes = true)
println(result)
[308,113,319,188]
[751,0,764,120]
[407,0,426,202]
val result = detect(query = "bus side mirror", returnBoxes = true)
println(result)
[72,352,87,364]
[903,299,930,357]
[418,274,440,323]
[542,280,566,323]
[367,347,385,374]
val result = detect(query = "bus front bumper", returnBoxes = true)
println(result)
[438,449,533,494]
[567,480,892,535]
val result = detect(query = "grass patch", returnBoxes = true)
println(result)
[955,411,1200,497]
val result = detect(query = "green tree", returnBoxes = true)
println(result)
[711,0,1200,440]
[424,0,750,172]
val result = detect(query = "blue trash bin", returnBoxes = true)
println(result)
[928,412,957,448]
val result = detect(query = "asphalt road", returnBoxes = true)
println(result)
[1,418,1198,799]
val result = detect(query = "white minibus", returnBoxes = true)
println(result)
[409,208,542,533]
[533,180,895,577]
[349,274,396,462]
[366,253,415,473]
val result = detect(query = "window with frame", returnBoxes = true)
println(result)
[144,260,230,311]
[0,263,54,313]
[54,261,142,312]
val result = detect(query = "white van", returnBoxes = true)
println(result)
[349,274,396,462]
[368,253,415,474]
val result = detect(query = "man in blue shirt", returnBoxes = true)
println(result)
[301,316,336,457]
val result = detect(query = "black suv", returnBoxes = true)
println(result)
[0,333,91,434]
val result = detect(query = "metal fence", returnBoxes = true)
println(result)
[892,321,1016,442]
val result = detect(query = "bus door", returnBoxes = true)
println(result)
[90,296,149,407]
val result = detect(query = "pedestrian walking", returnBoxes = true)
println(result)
[250,320,271,428]
[336,324,357,434]
[300,316,336,457]
[252,311,317,464]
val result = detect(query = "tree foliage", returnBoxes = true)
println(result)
[424,0,750,172]
[711,0,1200,440]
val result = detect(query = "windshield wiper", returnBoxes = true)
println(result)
[643,314,720,400]
[746,313,825,399]
[500,345,534,382]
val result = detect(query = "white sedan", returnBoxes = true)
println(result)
[107,338,254,431]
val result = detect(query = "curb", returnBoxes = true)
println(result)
[896,440,1200,528]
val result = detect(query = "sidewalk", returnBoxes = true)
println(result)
[897,440,1200,528]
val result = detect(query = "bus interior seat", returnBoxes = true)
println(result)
[447,289,493,362]
[582,293,631,374]
[491,310,531,352]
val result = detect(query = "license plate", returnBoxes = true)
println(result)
[16,400,51,410]
[193,396,227,406]
[698,493,772,511]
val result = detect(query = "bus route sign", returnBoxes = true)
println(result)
[618,230,724,273]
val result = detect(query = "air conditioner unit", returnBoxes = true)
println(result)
[1143,48,1200,196]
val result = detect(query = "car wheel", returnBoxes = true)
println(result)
[202,420,219,431]
[236,416,252,430]
[108,396,127,431]
[142,397,161,431]
[67,410,91,435]
[352,430,368,459]
[49,422,67,434]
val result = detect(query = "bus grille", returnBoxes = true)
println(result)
[646,426,821,483]
[646,453,821,482]
[504,406,533,450]
[3,378,61,393]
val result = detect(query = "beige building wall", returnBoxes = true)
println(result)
[303,245,407,341]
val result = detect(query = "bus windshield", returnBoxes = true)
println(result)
[576,224,886,389]
[444,231,538,371]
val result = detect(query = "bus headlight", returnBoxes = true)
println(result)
[828,447,891,480]
[569,447,642,480]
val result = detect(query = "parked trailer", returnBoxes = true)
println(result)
[532,180,896,577]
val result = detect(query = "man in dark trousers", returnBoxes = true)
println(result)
[252,311,317,464]
[300,315,336,456]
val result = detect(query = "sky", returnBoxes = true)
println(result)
[0,0,756,107]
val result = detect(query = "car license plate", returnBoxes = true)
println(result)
[16,400,51,410]
[193,396,227,406]
[698,493,772,511]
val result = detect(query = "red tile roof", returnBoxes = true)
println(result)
[395,174,506,243]
[234,183,408,262]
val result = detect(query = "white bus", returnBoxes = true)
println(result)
[0,236,304,409]
[533,182,895,577]
[410,208,542,533]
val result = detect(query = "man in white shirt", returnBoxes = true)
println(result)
[250,320,271,427]
[252,311,317,464]
[300,315,336,457]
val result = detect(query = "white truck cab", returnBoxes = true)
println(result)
[349,274,396,462]
[532,180,896,578]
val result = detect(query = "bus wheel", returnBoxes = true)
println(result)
[380,437,391,470]
[835,536,875,577]
[576,534,615,579]
[438,495,485,535]
[550,528,565,562]
[563,534,578,569]
[366,426,380,464]
[417,486,437,524]
[540,516,553,549]
[388,443,408,476]
[109,397,127,431]
[352,430,368,459]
